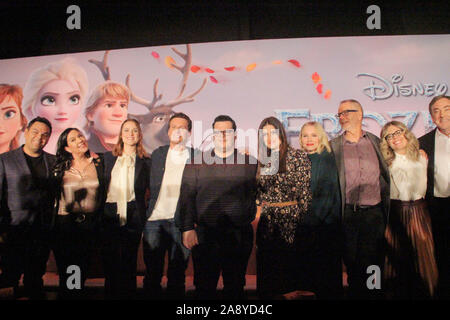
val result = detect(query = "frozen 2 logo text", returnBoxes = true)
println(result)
[357,73,448,101]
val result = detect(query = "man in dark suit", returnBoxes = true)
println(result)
[0,117,55,299]
[330,100,390,300]
[142,112,194,299]
[418,95,449,299]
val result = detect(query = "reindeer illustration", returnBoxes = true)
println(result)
[89,44,207,153]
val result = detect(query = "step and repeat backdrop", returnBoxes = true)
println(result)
[1,34,448,155]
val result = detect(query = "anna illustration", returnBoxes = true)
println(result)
[84,81,130,154]
[0,84,28,154]
[22,58,89,154]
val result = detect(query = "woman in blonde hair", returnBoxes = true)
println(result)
[380,120,438,299]
[101,118,151,299]
[298,121,342,299]
[22,58,89,154]
[0,84,28,154]
[85,81,130,154]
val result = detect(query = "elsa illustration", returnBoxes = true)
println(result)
[22,58,89,154]
[0,84,28,154]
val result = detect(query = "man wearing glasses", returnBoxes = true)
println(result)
[418,95,450,299]
[177,115,257,300]
[330,99,390,300]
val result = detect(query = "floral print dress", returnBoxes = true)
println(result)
[256,146,312,247]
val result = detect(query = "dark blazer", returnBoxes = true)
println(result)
[418,128,436,200]
[330,131,390,222]
[87,132,109,155]
[51,156,106,231]
[103,151,151,231]
[147,145,195,221]
[0,146,55,227]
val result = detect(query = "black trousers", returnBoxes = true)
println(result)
[0,223,50,299]
[429,196,450,299]
[101,201,142,300]
[296,223,344,300]
[257,244,298,299]
[342,205,386,300]
[192,224,253,300]
[51,214,97,299]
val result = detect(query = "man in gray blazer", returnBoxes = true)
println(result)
[0,117,55,299]
[330,99,390,300]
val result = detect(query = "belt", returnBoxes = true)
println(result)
[345,202,381,212]
[261,200,298,208]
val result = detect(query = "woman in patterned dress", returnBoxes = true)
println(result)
[255,116,312,299]
[380,121,438,299]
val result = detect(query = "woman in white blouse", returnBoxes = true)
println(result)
[380,121,438,299]
[101,119,151,299]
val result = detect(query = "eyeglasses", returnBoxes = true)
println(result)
[335,109,358,118]
[213,129,235,137]
[385,129,403,141]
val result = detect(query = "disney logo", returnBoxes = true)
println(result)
[357,73,448,101]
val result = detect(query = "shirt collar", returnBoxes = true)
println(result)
[436,128,449,139]
[343,130,367,144]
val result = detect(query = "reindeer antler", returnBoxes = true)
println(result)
[88,51,111,81]
[126,76,163,110]
[127,44,207,114]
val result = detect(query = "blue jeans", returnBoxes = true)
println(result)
[142,219,190,297]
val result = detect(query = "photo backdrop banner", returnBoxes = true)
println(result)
[1,34,448,155]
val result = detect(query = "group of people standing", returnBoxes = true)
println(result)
[0,92,448,300]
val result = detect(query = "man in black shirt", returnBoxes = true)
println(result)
[178,115,257,300]
[0,117,55,299]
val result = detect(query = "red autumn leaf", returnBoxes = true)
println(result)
[210,76,218,83]
[312,72,321,84]
[316,83,323,94]
[324,90,332,99]
[151,51,160,59]
[224,66,236,71]
[205,68,215,73]
[287,59,301,68]
[191,65,201,73]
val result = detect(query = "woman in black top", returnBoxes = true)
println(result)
[298,121,343,299]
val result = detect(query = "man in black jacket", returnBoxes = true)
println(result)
[178,115,257,300]
[0,117,55,299]
[418,95,449,299]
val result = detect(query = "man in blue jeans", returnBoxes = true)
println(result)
[143,112,194,299]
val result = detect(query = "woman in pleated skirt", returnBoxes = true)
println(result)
[380,121,438,299]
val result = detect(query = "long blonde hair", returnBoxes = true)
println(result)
[299,121,331,154]
[380,121,419,167]
[22,58,89,120]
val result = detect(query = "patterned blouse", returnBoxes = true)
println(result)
[256,146,312,246]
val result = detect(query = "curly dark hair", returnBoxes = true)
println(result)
[53,128,91,177]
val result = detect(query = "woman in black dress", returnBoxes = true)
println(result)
[299,121,343,299]
[255,116,312,299]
